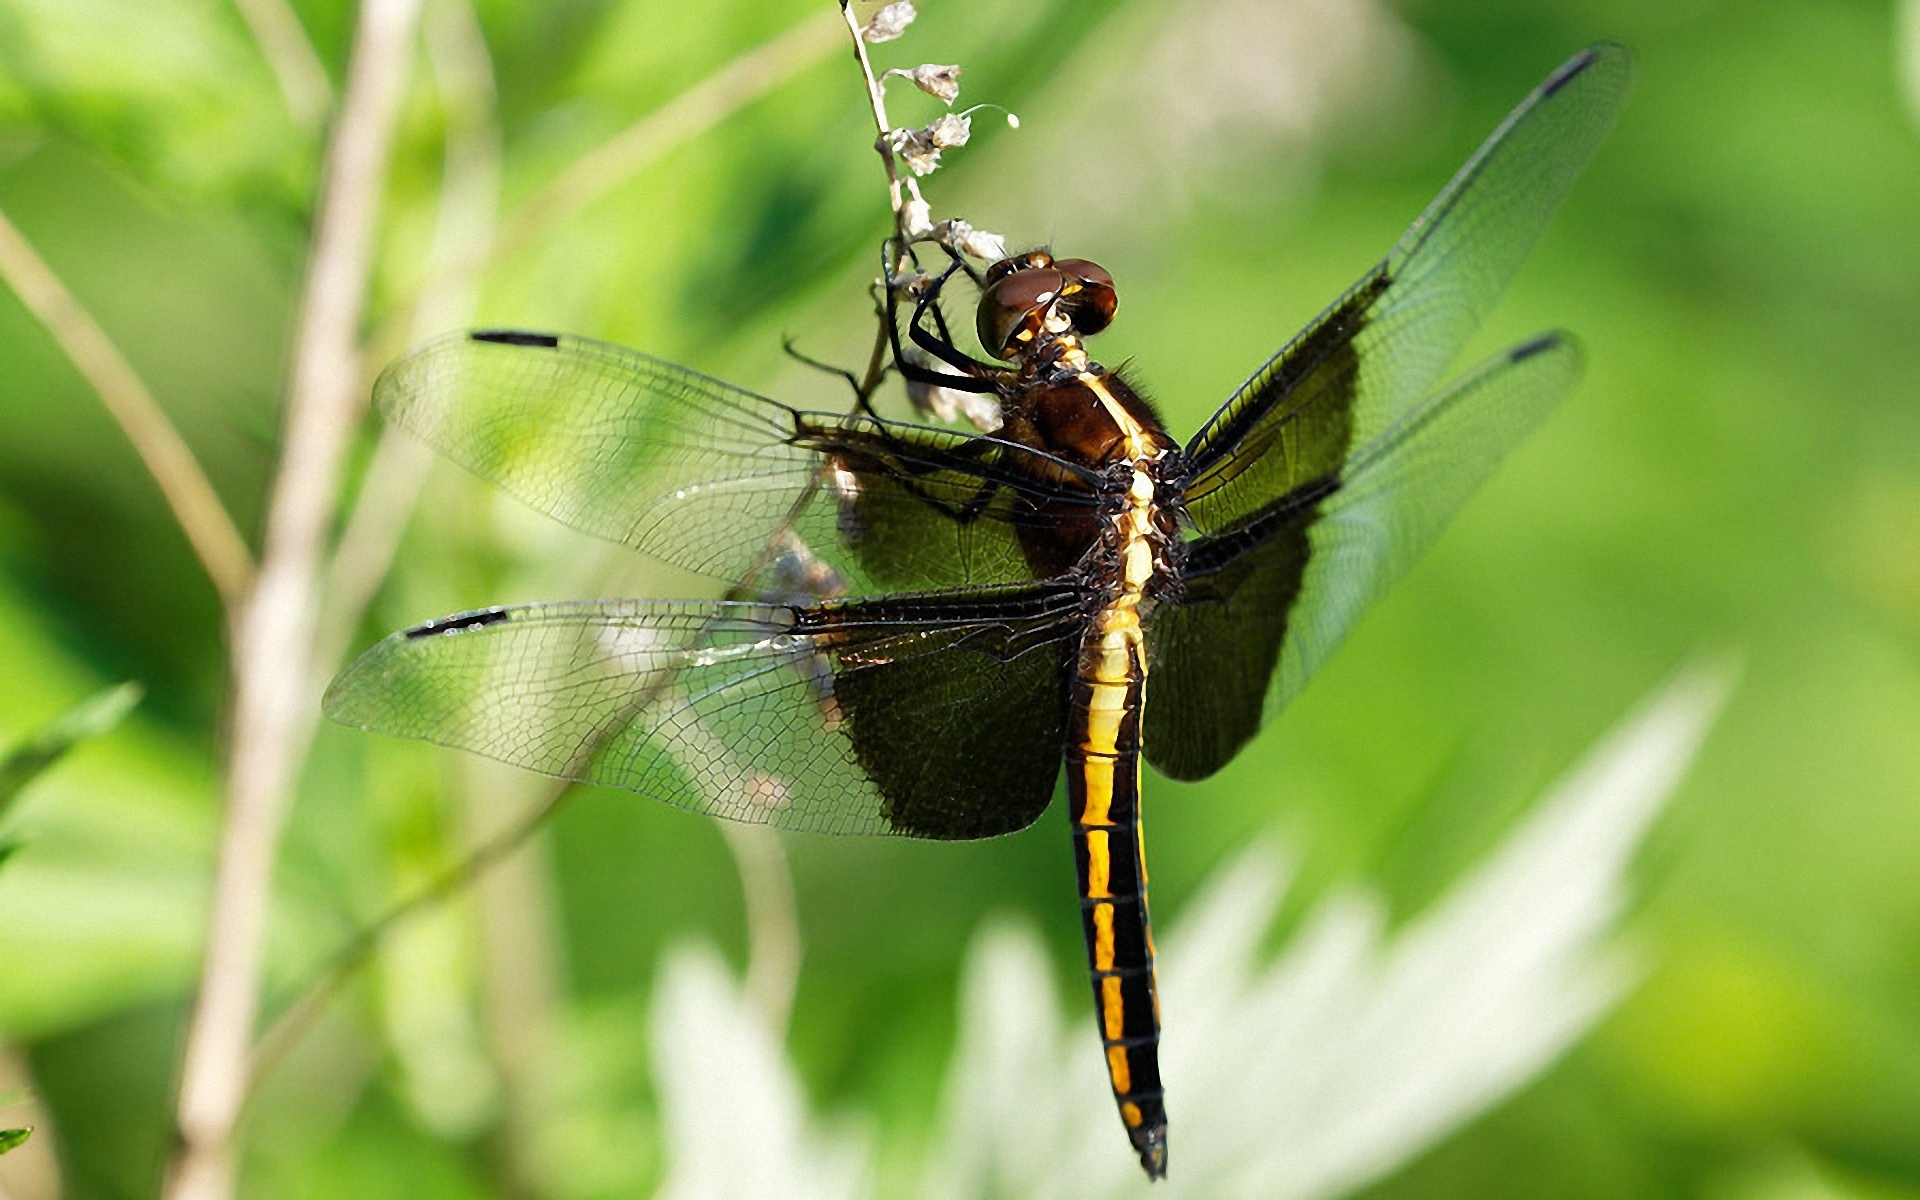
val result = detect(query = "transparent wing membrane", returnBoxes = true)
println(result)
[1146,334,1583,780]
[376,331,1102,595]
[326,588,1082,839]
[1179,44,1630,536]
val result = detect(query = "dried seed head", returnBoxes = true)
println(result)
[956,391,1004,432]
[907,376,1004,432]
[761,531,847,605]
[861,1,916,43]
[938,219,1009,262]
[927,111,972,149]
[891,62,962,104]
[888,112,975,176]
[887,125,943,175]
[901,195,934,238]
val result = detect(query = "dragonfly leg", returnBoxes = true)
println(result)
[883,257,1004,392]
[781,337,866,400]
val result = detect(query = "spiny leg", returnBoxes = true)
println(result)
[781,336,885,418]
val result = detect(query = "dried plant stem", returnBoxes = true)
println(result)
[229,0,334,130]
[251,4,842,1125]
[166,2,424,1198]
[318,0,501,673]
[717,822,802,1034]
[493,7,844,261]
[840,0,911,223]
[0,209,255,611]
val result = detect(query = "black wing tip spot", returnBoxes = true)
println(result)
[1509,332,1565,363]
[1541,42,1633,97]
[1540,48,1601,97]
[471,330,560,348]
[405,608,511,639]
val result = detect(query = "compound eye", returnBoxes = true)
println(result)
[1050,258,1117,337]
[983,250,1055,288]
[976,267,1066,360]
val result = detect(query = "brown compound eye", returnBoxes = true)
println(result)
[976,266,1067,360]
[983,250,1054,288]
[1050,258,1117,337]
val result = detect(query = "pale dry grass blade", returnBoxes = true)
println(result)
[495,8,844,260]
[166,1,426,1196]
[0,209,254,610]
[718,821,803,1036]
[229,0,333,130]
[318,0,502,676]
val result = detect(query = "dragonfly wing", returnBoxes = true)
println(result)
[1178,44,1629,536]
[1145,334,1582,780]
[327,587,1084,839]
[376,331,1101,594]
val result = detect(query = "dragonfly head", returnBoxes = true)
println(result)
[976,251,1118,361]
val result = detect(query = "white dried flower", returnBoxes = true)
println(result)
[926,111,972,149]
[887,125,943,176]
[938,219,1008,262]
[907,376,1004,431]
[955,391,1004,432]
[885,63,962,104]
[888,112,976,177]
[900,195,934,239]
[860,1,915,43]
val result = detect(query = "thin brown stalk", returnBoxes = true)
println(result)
[358,5,848,421]
[840,0,910,221]
[254,6,846,1127]
[230,0,334,130]
[0,209,255,610]
[166,2,424,1197]
[492,7,844,261]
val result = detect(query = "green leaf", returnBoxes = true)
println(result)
[0,1127,29,1155]
[0,682,144,818]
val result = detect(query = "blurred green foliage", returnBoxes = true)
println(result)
[0,0,1918,1197]
[0,682,141,813]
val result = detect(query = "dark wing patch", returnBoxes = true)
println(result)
[1178,44,1630,537]
[1541,46,1602,97]
[328,587,1082,839]
[802,592,1079,837]
[375,331,1103,595]
[1146,335,1583,780]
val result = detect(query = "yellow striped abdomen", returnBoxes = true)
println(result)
[1067,618,1167,1177]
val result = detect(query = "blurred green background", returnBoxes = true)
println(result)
[2,0,1920,1196]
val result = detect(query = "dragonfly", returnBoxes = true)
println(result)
[326,44,1631,1179]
